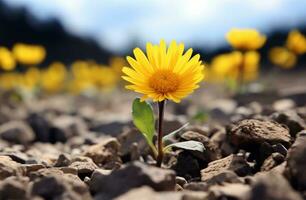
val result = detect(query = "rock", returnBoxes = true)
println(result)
[257,142,274,164]
[208,183,250,200]
[172,151,201,180]
[209,99,237,121]
[22,164,45,175]
[175,176,187,187]
[67,134,96,148]
[29,168,65,180]
[183,182,208,191]
[210,129,226,146]
[180,131,220,161]
[51,115,87,138]
[90,121,129,137]
[162,119,185,137]
[205,170,242,185]
[181,191,209,200]
[0,151,28,164]
[272,152,285,163]
[297,107,306,120]
[27,113,51,142]
[201,154,252,182]
[271,111,306,136]
[58,167,78,175]
[246,172,303,200]
[113,186,179,200]
[273,99,296,111]
[48,128,67,143]
[247,101,263,115]
[286,131,306,190]
[83,137,121,169]
[270,162,287,174]
[0,177,29,200]
[25,143,62,165]
[261,153,285,171]
[53,153,72,167]
[117,128,147,159]
[185,125,210,137]
[235,106,253,117]
[175,184,183,191]
[69,159,98,179]
[30,176,65,199]
[31,173,91,200]
[114,186,208,200]
[50,115,88,142]
[27,113,68,144]
[272,143,288,156]
[0,121,35,144]
[0,156,23,180]
[129,142,141,161]
[230,119,291,148]
[89,161,176,199]
[91,168,112,177]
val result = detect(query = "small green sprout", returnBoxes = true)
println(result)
[132,98,205,167]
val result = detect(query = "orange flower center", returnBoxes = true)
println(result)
[149,70,180,94]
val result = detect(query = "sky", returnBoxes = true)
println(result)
[4,0,306,53]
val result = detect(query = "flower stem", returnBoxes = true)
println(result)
[156,100,165,167]
[238,51,245,93]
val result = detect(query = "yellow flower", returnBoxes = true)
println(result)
[269,47,297,69]
[210,51,241,81]
[0,72,22,90]
[122,40,204,103]
[92,65,119,89]
[13,43,46,65]
[109,57,126,74]
[286,30,306,55]
[210,51,260,82]
[243,51,260,81]
[41,62,67,92]
[22,67,41,90]
[0,47,16,71]
[226,28,266,50]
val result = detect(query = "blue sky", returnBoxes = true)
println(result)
[4,0,306,53]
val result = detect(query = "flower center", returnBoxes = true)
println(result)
[149,70,180,94]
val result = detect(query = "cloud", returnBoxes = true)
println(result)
[4,0,306,52]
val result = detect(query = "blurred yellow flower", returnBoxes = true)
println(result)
[226,29,266,51]
[13,43,46,65]
[70,60,120,93]
[243,51,260,81]
[71,60,92,80]
[109,57,126,74]
[269,47,297,69]
[286,30,306,55]
[0,47,16,71]
[41,62,67,93]
[92,65,119,90]
[0,73,22,90]
[22,67,41,90]
[122,40,204,103]
[209,51,260,82]
[209,51,241,81]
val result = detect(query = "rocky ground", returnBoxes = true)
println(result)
[0,86,306,200]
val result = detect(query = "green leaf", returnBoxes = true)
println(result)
[162,123,189,145]
[132,98,157,156]
[164,141,205,153]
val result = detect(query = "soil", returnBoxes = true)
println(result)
[0,75,306,200]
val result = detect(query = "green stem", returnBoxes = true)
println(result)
[156,100,165,167]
